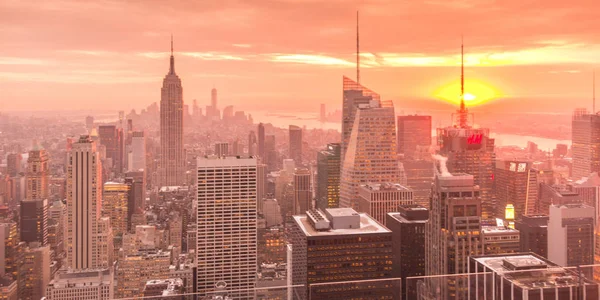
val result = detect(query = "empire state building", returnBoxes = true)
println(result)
[159,37,185,186]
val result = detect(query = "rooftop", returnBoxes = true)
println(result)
[360,182,411,192]
[294,209,390,237]
[481,226,520,235]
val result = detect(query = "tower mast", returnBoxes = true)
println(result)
[356,11,360,84]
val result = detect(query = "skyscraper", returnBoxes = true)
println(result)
[98,125,121,172]
[341,76,381,159]
[403,159,434,208]
[548,203,594,267]
[572,108,600,180]
[316,143,341,210]
[293,168,312,214]
[103,182,129,236]
[358,182,413,226]
[196,156,257,299]
[66,135,103,270]
[26,147,49,200]
[20,199,48,245]
[514,214,548,258]
[248,131,257,156]
[258,123,265,159]
[19,244,50,300]
[425,169,483,300]
[128,131,146,172]
[495,160,538,218]
[397,115,432,159]
[214,142,229,157]
[340,101,399,209]
[159,37,185,187]
[289,125,303,165]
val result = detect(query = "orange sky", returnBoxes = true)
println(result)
[1,0,599,112]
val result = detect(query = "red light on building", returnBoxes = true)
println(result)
[467,134,483,145]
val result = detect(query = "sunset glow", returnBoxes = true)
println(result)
[433,80,502,107]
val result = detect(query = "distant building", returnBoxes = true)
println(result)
[128,131,146,172]
[143,278,184,299]
[103,182,129,236]
[45,268,114,300]
[514,214,548,259]
[495,160,538,218]
[26,147,49,199]
[293,168,312,214]
[571,109,600,180]
[117,250,171,298]
[20,198,48,245]
[469,253,599,300]
[386,205,428,300]
[537,183,581,215]
[98,125,122,172]
[481,225,520,255]
[548,203,594,267]
[18,244,50,300]
[403,159,434,208]
[316,143,341,210]
[289,125,303,165]
[291,208,395,300]
[358,182,413,226]
[213,142,229,157]
[397,115,432,159]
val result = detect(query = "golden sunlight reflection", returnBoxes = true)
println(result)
[433,79,501,106]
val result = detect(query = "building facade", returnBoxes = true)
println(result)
[289,125,303,165]
[358,182,413,226]
[548,203,595,267]
[26,147,49,200]
[572,109,600,180]
[397,115,432,159]
[316,143,341,210]
[293,168,312,214]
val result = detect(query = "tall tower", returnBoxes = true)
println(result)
[257,123,265,160]
[288,125,303,165]
[397,115,432,159]
[211,87,217,109]
[159,36,185,186]
[571,108,600,180]
[293,168,311,214]
[196,156,257,299]
[26,147,49,199]
[341,77,380,160]
[340,101,399,209]
[128,131,146,172]
[66,135,103,270]
[316,143,341,210]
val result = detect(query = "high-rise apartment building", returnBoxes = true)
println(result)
[340,101,398,209]
[196,156,257,299]
[159,38,185,187]
[26,147,49,200]
[548,203,594,267]
[341,76,381,159]
[358,182,413,225]
[293,168,312,214]
[425,171,483,300]
[572,109,600,180]
[45,269,114,300]
[128,131,146,172]
[316,143,341,210]
[289,125,303,165]
[19,198,48,245]
[386,205,428,300]
[397,115,432,159]
[66,135,103,270]
[103,182,129,236]
[514,214,548,258]
[495,160,538,218]
[290,208,395,300]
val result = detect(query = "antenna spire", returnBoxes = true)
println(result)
[457,36,468,128]
[594,70,596,114]
[356,11,360,84]
[169,34,175,74]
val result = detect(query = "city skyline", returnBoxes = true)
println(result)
[1,1,599,112]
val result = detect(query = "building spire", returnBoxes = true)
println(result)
[169,34,175,74]
[458,36,468,128]
[594,70,596,114]
[356,11,360,84]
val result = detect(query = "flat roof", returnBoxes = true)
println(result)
[360,182,411,192]
[293,213,390,237]
[481,226,520,234]
[388,212,427,223]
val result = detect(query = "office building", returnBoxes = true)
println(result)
[18,244,50,300]
[537,183,582,215]
[293,168,312,214]
[358,182,413,226]
[568,172,600,217]
[96,217,113,268]
[116,250,171,298]
[469,253,599,300]
[495,160,538,218]
[386,205,428,300]
[340,100,399,209]
[265,135,278,172]
[258,123,265,159]
[291,208,395,300]
[125,170,145,232]
[196,156,257,299]
[214,142,229,157]
[341,76,381,159]
[425,170,483,300]
[26,147,49,199]
[6,153,22,177]
[257,163,266,213]
[289,125,303,165]
[48,200,66,258]
[248,131,257,156]
[0,222,21,284]
[19,198,48,245]
[397,115,432,159]
[572,109,600,180]
[514,214,548,258]
[0,277,17,300]
[481,225,520,255]
[548,203,594,267]
[403,159,434,208]
[128,131,146,172]
[159,38,185,187]
[316,143,341,210]
[66,135,103,270]
[98,125,122,172]
[103,182,129,236]
[45,268,114,300]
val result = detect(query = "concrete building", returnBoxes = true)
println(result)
[358,182,413,225]
[340,100,399,209]
[45,268,114,300]
[196,156,257,299]
[316,143,341,210]
[548,203,594,267]
[537,183,582,215]
[386,205,428,300]
[291,208,395,300]
[142,278,184,299]
[514,215,549,259]
[468,253,599,300]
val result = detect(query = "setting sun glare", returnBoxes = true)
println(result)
[433,79,501,106]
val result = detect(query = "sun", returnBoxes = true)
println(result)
[433,79,501,106]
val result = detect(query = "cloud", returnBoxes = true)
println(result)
[269,54,354,66]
